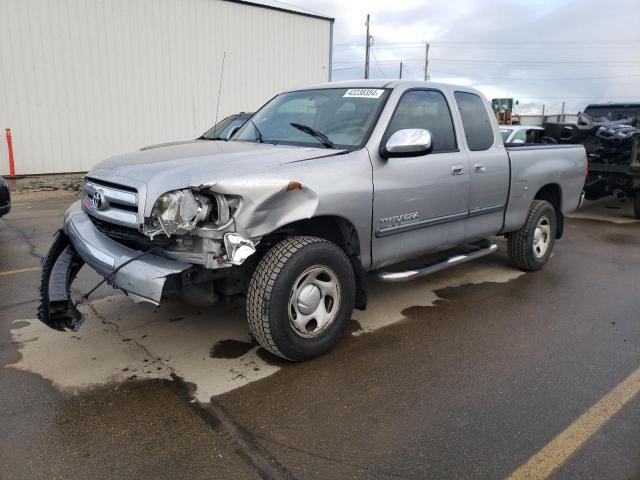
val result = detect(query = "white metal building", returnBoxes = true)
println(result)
[0,0,333,175]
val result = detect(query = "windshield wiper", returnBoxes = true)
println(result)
[290,123,335,149]
[251,120,264,143]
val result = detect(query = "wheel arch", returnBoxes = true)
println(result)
[534,183,564,238]
[261,215,368,310]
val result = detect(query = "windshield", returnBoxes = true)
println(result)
[500,129,511,142]
[233,88,390,148]
[202,114,251,140]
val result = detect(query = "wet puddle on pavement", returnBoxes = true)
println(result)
[7,256,523,402]
[568,198,640,224]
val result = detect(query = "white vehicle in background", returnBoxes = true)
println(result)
[500,125,545,145]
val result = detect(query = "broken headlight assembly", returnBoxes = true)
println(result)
[143,189,239,239]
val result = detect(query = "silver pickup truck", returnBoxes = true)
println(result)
[39,80,586,361]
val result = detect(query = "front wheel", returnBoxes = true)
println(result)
[507,200,557,271]
[246,236,355,361]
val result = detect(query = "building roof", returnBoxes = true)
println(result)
[224,0,333,21]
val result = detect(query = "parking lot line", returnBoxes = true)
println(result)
[507,366,640,480]
[0,266,41,277]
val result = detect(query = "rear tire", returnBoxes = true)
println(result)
[246,236,355,361]
[634,191,640,220]
[507,200,557,271]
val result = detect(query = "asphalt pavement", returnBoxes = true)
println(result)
[1,190,639,479]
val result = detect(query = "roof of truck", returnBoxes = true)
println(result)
[291,79,483,95]
[500,125,544,131]
[585,103,640,108]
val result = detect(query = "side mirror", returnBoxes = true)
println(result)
[381,129,432,158]
[226,125,241,140]
[512,138,525,144]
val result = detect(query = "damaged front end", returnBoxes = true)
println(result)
[37,169,319,332]
[38,230,85,331]
[37,200,197,332]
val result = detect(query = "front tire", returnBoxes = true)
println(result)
[507,200,557,271]
[246,236,355,361]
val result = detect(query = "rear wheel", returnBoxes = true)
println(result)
[246,236,355,361]
[507,200,557,271]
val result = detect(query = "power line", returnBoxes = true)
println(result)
[330,67,640,85]
[333,40,640,47]
[429,44,640,50]
[332,66,362,72]
[514,95,640,99]
[332,58,640,65]
[370,48,392,77]
[335,43,640,50]
[430,59,640,65]
[432,40,640,45]
[428,71,640,81]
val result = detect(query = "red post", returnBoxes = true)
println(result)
[5,128,16,178]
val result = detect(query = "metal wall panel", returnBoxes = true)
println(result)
[0,0,331,174]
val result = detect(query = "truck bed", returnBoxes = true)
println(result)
[502,144,586,234]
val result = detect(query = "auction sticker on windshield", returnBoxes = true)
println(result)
[343,89,385,98]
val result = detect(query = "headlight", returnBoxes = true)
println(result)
[144,189,211,238]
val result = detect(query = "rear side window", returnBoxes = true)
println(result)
[454,92,494,151]
[385,90,457,153]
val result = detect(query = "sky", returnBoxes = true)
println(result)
[288,0,640,115]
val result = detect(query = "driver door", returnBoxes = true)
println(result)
[371,89,470,269]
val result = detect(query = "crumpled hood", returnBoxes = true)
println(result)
[89,140,340,188]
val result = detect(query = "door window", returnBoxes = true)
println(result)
[454,91,494,151]
[385,90,457,153]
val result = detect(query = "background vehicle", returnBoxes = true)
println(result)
[140,112,253,150]
[500,125,545,145]
[544,103,640,217]
[0,177,11,218]
[583,103,640,122]
[39,81,586,361]
[201,112,253,140]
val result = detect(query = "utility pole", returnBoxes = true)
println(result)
[399,61,403,79]
[424,42,430,81]
[560,101,566,122]
[541,104,545,123]
[364,14,372,79]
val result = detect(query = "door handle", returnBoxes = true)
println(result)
[451,164,465,175]
[474,162,486,173]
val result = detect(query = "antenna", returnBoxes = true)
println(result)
[213,51,227,137]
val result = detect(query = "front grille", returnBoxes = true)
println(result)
[90,217,170,251]
[83,177,140,228]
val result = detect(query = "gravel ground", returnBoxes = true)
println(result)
[3,173,85,193]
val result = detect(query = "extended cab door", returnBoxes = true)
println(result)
[453,91,510,240]
[370,88,470,269]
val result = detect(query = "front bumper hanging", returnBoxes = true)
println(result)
[38,202,195,332]
[38,230,85,331]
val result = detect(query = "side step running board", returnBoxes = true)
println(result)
[376,241,498,283]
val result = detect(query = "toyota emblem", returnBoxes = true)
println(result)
[92,190,109,211]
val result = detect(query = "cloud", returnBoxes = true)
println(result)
[294,0,640,114]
